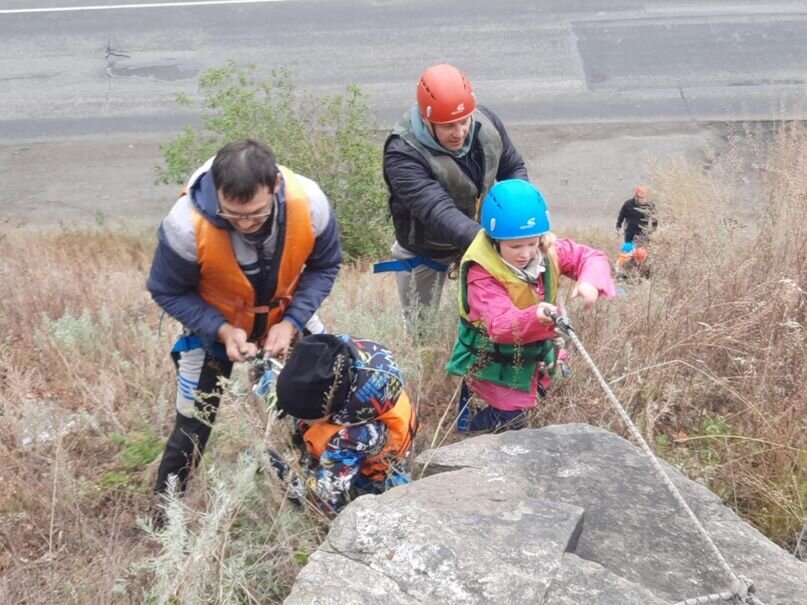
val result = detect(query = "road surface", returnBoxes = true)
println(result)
[1,0,804,229]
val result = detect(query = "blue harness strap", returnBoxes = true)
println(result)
[170,334,204,354]
[170,333,228,361]
[373,256,450,274]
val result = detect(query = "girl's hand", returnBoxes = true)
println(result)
[536,302,557,325]
[571,281,599,308]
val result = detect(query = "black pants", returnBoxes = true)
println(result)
[625,229,650,245]
[154,351,233,495]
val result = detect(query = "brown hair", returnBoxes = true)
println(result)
[211,139,278,203]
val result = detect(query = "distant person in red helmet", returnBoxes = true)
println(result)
[375,63,530,337]
[616,185,658,245]
[615,241,651,280]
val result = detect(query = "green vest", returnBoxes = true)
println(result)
[446,231,557,392]
[388,110,503,254]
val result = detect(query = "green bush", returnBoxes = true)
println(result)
[159,63,391,261]
[101,430,164,491]
[43,309,110,355]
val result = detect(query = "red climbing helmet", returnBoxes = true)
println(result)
[633,247,648,263]
[417,64,476,124]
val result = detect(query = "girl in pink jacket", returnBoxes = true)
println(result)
[446,180,615,432]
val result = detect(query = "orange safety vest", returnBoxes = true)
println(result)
[303,391,418,481]
[193,166,315,341]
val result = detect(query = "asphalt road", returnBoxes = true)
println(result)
[1,0,805,229]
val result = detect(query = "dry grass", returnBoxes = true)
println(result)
[534,120,806,550]
[0,123,805,603]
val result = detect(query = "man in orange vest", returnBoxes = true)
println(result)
[269,333,417,513]
[147,138,342,498]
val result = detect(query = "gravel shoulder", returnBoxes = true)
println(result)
[1,121,728,233]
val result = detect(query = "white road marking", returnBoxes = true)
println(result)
[0,0,291,15]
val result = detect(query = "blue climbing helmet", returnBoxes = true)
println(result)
[621,242,635,254]
[480,180,551,240]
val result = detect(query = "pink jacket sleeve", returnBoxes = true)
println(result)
[555,238,616,297]
[465,238,615,345]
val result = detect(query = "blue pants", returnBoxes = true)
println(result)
[468,407,527,433]
[354,470,411,495]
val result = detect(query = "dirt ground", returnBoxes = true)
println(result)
[0,121,728,233]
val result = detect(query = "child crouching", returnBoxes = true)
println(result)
[270,333,418,514]
[446,180,615,433]
[615,241,650,280]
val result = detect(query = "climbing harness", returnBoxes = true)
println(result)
[546,310,767,605]
[372,256,450,274]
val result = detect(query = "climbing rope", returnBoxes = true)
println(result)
[547,311,766,605]
[671,590,766,605]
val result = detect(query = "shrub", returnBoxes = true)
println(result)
[158,63,391,261]
[43,309,110,356]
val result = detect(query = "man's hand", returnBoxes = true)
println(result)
[263,319,298,359]
[218,323,257,362]
[571,281,599,308]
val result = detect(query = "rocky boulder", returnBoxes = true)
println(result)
[284,424,806,604]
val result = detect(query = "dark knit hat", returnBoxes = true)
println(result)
[275,334,352,420]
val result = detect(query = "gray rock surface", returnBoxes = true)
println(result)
[286,467,584,604]
[545,553,668,605]
[285,424,807,604]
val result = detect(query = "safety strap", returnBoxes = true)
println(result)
[170,333,228,361]
[373,256,450,273]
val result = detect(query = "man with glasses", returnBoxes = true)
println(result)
[147,138,342,499]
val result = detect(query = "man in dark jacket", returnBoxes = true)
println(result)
[616,185,658,244]
[147,138,342,498]
[377,64,529,335]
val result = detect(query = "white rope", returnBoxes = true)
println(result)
[670,591,767,605]
[559,321,764,605]
[794,521,807,559]
[671,590,739,605]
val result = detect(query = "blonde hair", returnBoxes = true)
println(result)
[539,232,560,301]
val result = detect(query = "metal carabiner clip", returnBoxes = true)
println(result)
[251,355,285,397]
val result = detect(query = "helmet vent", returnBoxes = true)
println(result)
[421,81,436,100]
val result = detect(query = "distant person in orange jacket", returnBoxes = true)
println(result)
[615,241,650,280]
[616,186,658,244]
